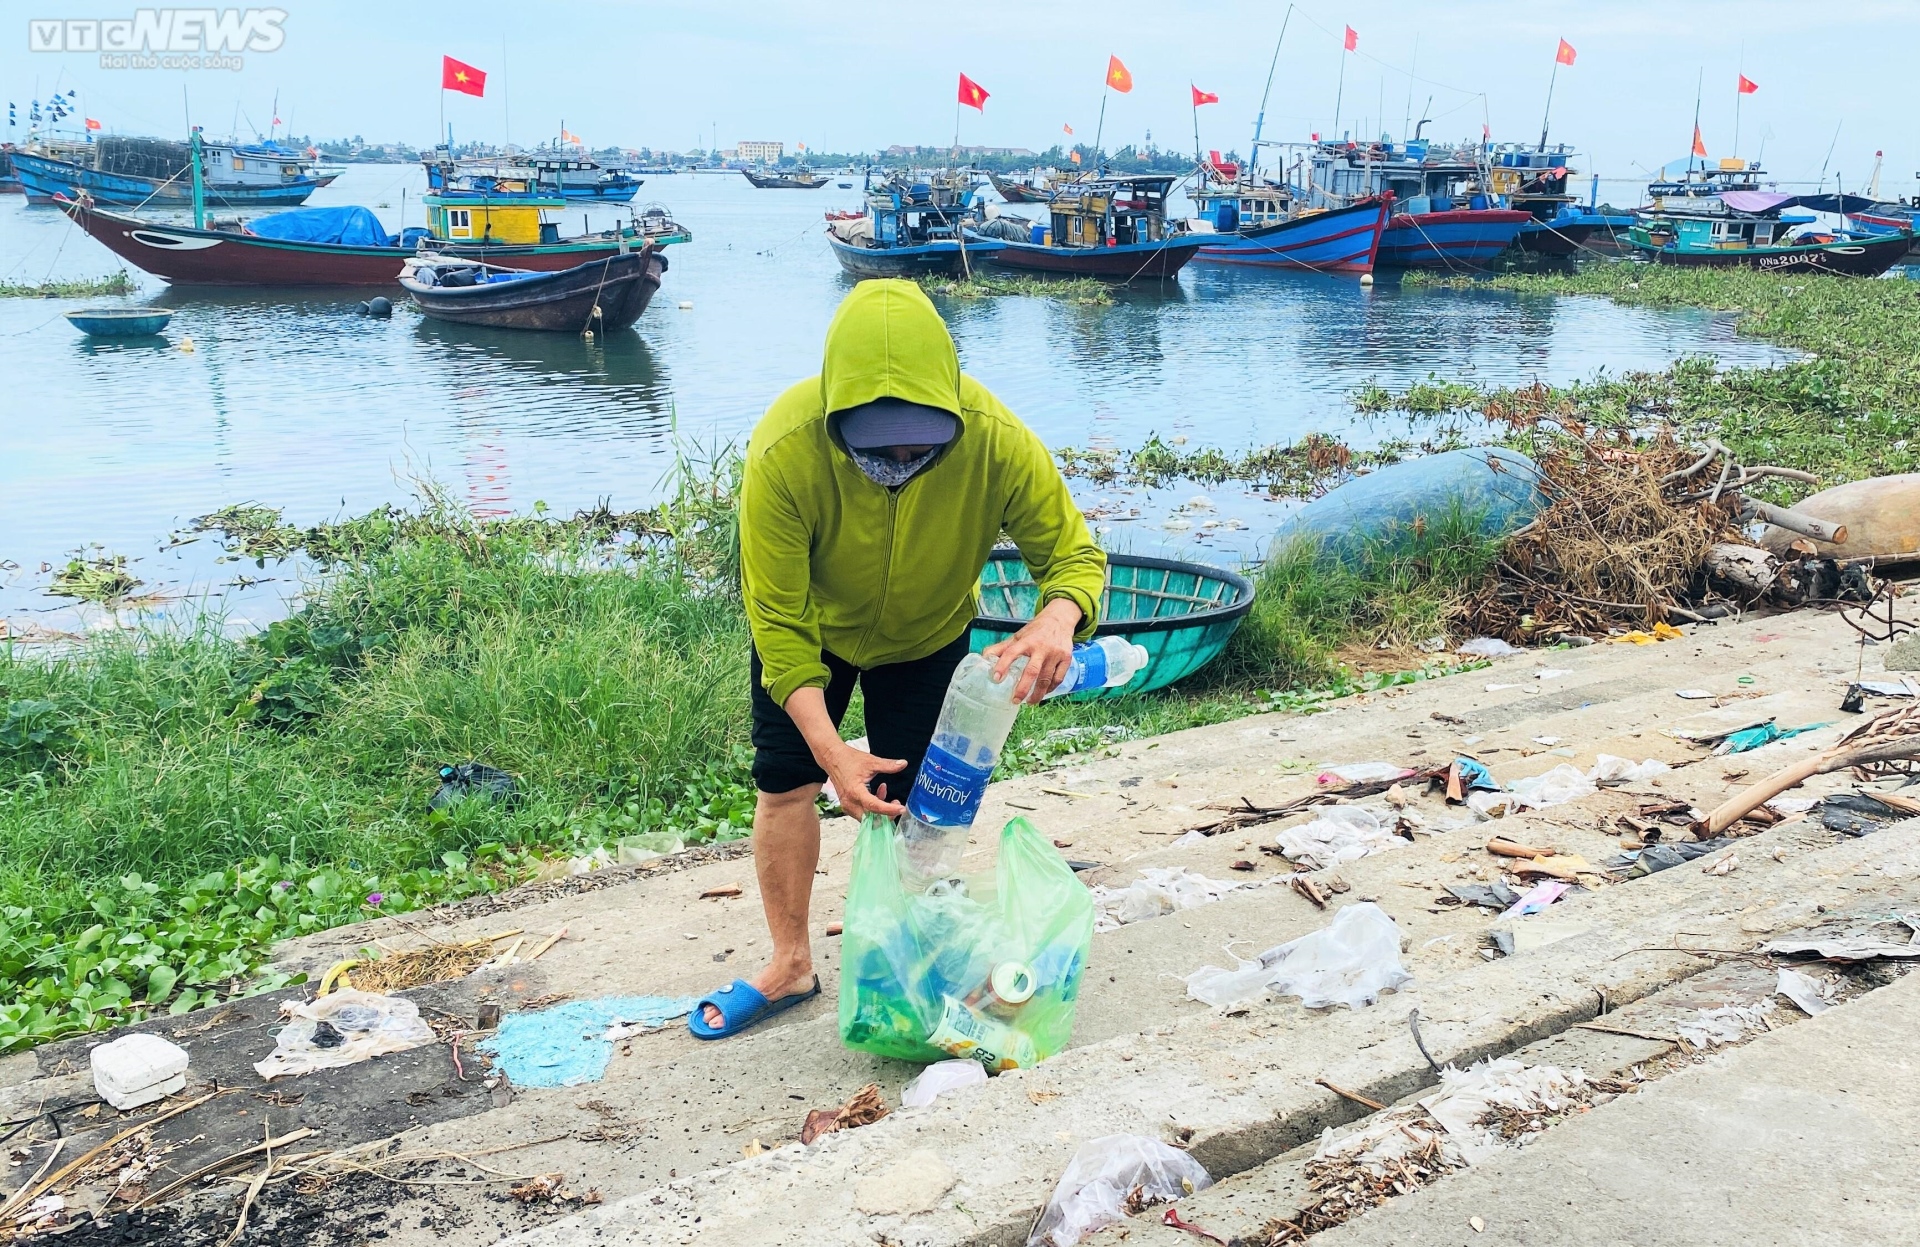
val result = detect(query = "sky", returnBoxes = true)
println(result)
[5,0,1917,195]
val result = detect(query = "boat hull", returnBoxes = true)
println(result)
[1192,199,1388,273]
[1377,208,1531,268]
[62,199,413,285]
[420,239,634,270]
[972,235,1205,279]
[1846,211,1920,256]
[742,170,826,189]
[1629,232,1912,276]
[401,251,663,331]
[1515,219,1601,256]
[987,171,1053,204]
[14,152,318,208]
[557,181,641,203]
[828,236,1006,279]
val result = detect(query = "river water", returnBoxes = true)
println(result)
[0,165,1793,632]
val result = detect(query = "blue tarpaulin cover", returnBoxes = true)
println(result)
[246,205,395,247]
[476,995,701,1087]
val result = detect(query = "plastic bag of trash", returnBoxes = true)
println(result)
[428,761,518,811]
[1588,755,1670,786]
[840,815,1094,1071]
[1509,764,1595,811]
[1185,902,1412,1010]
[1028,1134,1214,1247]
[1276,806,1403,870]
[901,1058,989,1107]
[253,989,436,1080]
[1090,867,1241,932]
[1455,636,1524,659]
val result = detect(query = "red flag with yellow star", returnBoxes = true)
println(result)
[958,73,989,111]
[1107,56,1133,93]
[442,56,486,97]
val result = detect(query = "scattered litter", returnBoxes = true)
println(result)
[1484,683,1526,692]
[1715,721,1827,756]
[1616,837,1739,877]
[1534,668,1571,680]
[1275,807,1404,871]
[1488,919,1588,955]
[1498,881,1568,920]
[476,995,701,1087]
[1613,623,1686,645]
[1455,637,1524,658]
[1418,1059,1587,1163]
[1162,1205,1229,1244]
[1028,1134,1213,1247]
[429,761,518,811]
[1507,764,1595,812]
[254,989,436,1080]
[1816,791,1920,836]
[901,1059,989,1108]
[1317,762,1417,785]
[1588,755,1671,786]
[800,1082,889,1145]
[1171,828,1209,847]
[1767,796,1819,815]
[1092,867,1242,931]
[616,831,684,864]
[1451,758,1501,795]
[1675,1000,1774,1048]
[91,1033,189,1111]
[1444,882,1521,911]
[700,884,744,899]
[1676,689,1716,700]
[1185,902,1411,1010]
[1530,735,1561,746]
[1701,851,1739,876]
[1775,968,1832,1017]
[1763,933,1920,962]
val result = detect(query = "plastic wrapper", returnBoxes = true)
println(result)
[1455,636,1524,658]
[1588,755,1670,786]
[1028,1134,1214,1247]
[253,989,436,1080]
[900,1058,989,1107]
[1185,902,1412,1010]
[1091,867,1241,932]
[839,814,1094,1071]
[1316,761,1416,785]
[1509,763,1596,811]
[1276,806,1402,870]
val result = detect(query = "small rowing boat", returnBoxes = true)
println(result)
[399,250,664,332]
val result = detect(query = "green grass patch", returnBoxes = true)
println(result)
[919,273,1114,305]
[1,271,136,299]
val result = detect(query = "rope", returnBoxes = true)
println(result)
[580,253,616,337]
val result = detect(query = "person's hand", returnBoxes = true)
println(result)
[983,597,1083,704]
[822,740,908,818]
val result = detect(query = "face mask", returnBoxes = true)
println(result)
[849,445,941,487]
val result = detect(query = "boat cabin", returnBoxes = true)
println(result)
[421,190,566,245]
[868,178,976,246]
[1299,139,1493,215]
[1646,159,1767,208]
[1487,144,1577,217]
[1045,176,1174,247]
[1634,211,1783,251]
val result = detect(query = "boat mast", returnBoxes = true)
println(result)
[1250,4,1294,179]
[189,127,204,229]
[1687,69,1703,182]
[1537,49,1559,152]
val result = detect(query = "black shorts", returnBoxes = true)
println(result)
[749,631,972,797]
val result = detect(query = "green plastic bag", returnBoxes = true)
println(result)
[838,814,1095,1070]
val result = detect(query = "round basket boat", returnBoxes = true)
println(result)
[969,549,1256,700]
[64,308,172,337]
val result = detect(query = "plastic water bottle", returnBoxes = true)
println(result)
[898,639,1150,881]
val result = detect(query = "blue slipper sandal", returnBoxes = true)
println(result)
[688,975,821,1040]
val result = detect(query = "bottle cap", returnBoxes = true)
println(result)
[990,961,1037,1006]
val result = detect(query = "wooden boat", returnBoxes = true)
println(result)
[1295,139,1529,268]
[986,169,1058,204]
[1845,202,1920,256]
[1486,145,1601,256]
[399,250,664,332]
[416,184,689,265]
[0,147,21,194]
[427,153,642,203]
[970,549,1254,699]
[742,167,827,189]
[13,135,320,207]
[826,175,1004,278]
[1188,178,1389,273]
[64,308,172,337]
[1629,193,1913,275]
[967,176,1206,279]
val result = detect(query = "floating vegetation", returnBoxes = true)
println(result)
[0,271,136,299]
[1054,430,1473,495]
[47,549,143,604]
[918,273,1113,305]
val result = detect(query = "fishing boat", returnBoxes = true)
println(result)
[1187,163,1389,272]
[12,135,321,208]
[1483,144,1601,256]
[986,168,1060,204]
[418,184,689,265]
[399,250,664,332]
[1294,139,1530,268]
[825,175,1004,278]
[1628,193,1912,275]
[1844,201,1920,255]
[966,175,1206,279]
[428,153,641,202]
[742,167,827,189]
[0,147,21,194]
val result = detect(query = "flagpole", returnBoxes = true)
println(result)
[1192,92,1201,167]
[1537,58,1558,153]
[1733,52,1744,157]
[1093,91,1108,172]
[1688,68,1703,178]
[1332,46,1347,139]
[502,34,510,148]
[1251,3,1294,177]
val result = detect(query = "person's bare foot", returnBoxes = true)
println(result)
[700,961,815,1030]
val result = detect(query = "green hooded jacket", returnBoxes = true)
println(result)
[740,279,1105,707]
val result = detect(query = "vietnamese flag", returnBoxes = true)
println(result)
[84,117,101,131]
[958,73,989,111]
[1107,55,1133,93]
[1693,125,1708,158]
[1343,26,1358,51]
[1738,74,1759,94]
[442,55,487,97]
[1556,39,1576,66]
[1063,122,1074,136]
[1191,85,1219,107]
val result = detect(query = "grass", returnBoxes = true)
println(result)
[0,271,136,299]
[918,273,1114,305]
[1397,262,1920,486]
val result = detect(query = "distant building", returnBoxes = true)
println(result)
[737,140,784,164]
[883,144,1037,159]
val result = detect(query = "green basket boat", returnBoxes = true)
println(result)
[969,549,1255,700]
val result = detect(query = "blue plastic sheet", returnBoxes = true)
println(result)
[1453,757,1500,792]
[1717,722,1826,755]
[1271,448,1547,565]
[246,206,395,247]
[476,995,700,1087]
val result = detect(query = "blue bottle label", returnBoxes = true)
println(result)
[1073,643,1107,693]
[907,742,993,827]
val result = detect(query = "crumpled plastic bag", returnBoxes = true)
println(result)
[1509,764,1596,811]
[1028,1134,1214,1247]
[254,989,436,1080]
[1588,755,1670,786]
[1316,762,1416,785]
[1276,806,1403,871]
[1455,636,1524,658]
[1091,867,1242,932]
[1417,1058,1585,1164]
[840,815,1094,1071]
[1185,902,1413,1010]
[901,1058,989,1107]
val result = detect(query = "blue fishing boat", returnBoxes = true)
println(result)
[1187,173,1389,272]
[1484,144,1601,256]
[1295,139,1529,268]
[12,135,320,207]
[0,147,21,194]
[427,154,642,202]
[1629,191,1912,275]
[825,174,1003,278]
[1845,201,1920,255]
[965,176,1207,279]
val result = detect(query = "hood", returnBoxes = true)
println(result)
[819,279,963,424]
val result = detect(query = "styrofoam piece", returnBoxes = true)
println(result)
[91,1032,190,1110]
